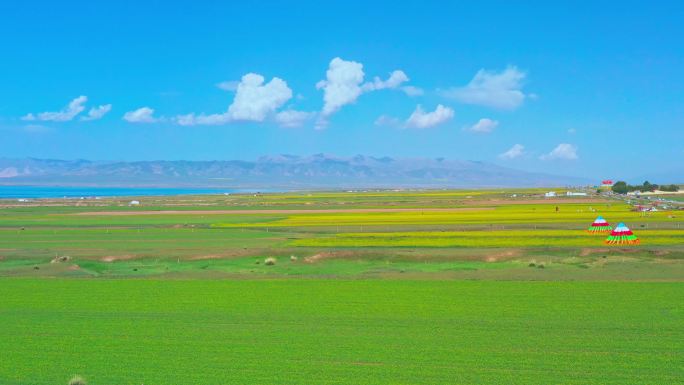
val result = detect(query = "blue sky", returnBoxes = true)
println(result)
[1,1,682,180]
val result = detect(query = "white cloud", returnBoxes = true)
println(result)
[499,144,525,160]
[274,110,315,128]
[175,113,230,126]
[178,73,293,126]
[362,70,409,92]
[82,104,112,121]
[401,85,424,96]
[0,167,20,178]
[540,143,578,160]
[465,118,498,134]
[228,73,292,121]
[216,80,239,91]
[316,57,365,119]
[315,58,418,128]
[441,66,526,110]
[405,104,454,129]
[22,95,88,121]
[123,107,159,123]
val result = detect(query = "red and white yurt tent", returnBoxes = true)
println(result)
[605,222,640,245]
[587,215,612,233]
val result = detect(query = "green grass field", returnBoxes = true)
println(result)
[1,189,683,384]
[1,191,682,279]
[1,279,682,385]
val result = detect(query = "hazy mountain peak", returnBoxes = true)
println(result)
[0,155,590,188]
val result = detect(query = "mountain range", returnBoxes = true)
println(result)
[0,155,591,188]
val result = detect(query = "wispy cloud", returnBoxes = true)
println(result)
[540,143,578,160]
[374,114,401,127]
[401,85,424,96]
[216,80,240,91]
[499,144,525,160]
[123,107,159,123]
[361,70,409,92]
[465,118,498,134]
[81,104,112,121]
[22,96,88,122]
[274,110,316,128]
[441,66,527,110]
[405,104,454,129]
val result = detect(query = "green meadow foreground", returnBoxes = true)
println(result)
[1,279,682,385]
[1,189,683,384]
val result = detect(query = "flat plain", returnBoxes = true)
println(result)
[1,189,683,384]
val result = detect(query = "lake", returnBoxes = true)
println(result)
[0,186,260,199]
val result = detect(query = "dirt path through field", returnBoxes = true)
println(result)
[467,198,608,205]
[72,207,496,216]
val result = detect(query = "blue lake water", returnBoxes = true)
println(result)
[0,186,260,199]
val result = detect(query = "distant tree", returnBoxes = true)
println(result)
[641,181,658,192]
[612,181,628,194]
[660,184,680,192]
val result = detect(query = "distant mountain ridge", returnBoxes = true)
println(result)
[0,155,590,188]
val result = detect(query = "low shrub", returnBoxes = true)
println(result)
[69,375,86,385]
[264,257,277,266]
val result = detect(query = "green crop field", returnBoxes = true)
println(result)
[291,229,684,248]
[1,189,683,384]
[1,190,682,279]
[1,279,682,385]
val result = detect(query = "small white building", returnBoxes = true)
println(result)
[566,191,587,196]
[129,200,141,206]
[544,191,557,198]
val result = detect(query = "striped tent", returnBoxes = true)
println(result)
[605,222,640,245]
[587,215,612,233]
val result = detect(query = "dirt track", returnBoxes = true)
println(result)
[72,207,495,216]
[467,198,608,205]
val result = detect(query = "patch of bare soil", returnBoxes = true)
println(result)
[304,253,330,263]
[303,251,359,263]
[68,264,80,271]
[580,248,611,257]
[50,255,71,263]
[100,255,136,262]
[190,254,227,260]
[483,249,522,262]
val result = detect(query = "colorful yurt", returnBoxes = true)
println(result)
[587,215,612,233]
[605,222,640,245]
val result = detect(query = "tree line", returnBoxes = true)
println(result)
[611,181,680,194]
